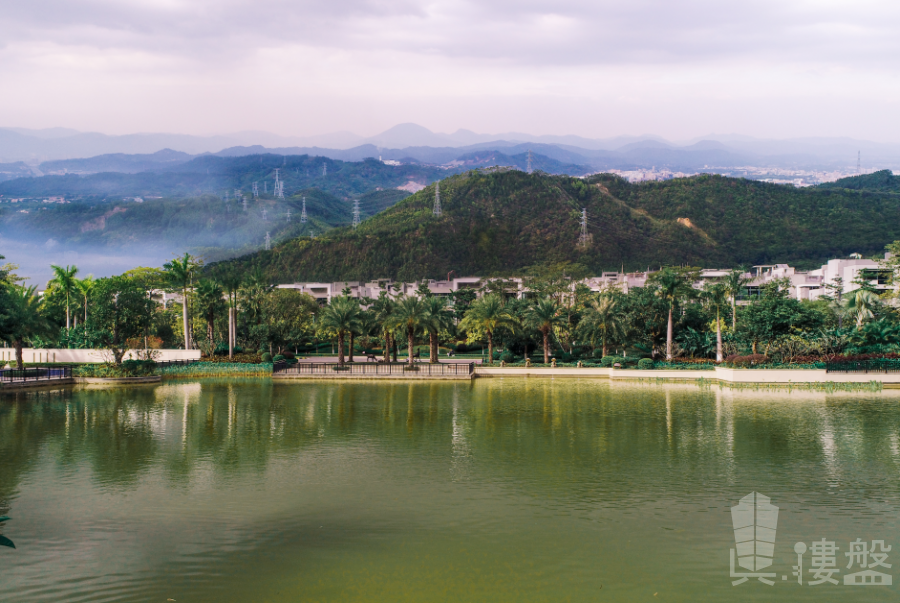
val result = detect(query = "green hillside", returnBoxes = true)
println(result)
[818,169,900,193]
[216,171,900,282]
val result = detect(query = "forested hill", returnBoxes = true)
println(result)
[818,169,900,193]
[0,155,448,200]
[216,171,900,283]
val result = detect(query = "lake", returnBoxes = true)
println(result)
[2,378,899,602]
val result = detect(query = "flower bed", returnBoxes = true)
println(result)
[157,362,273,377]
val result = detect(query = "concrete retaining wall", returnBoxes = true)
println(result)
[0,348,201,364]
[475,366,900,384]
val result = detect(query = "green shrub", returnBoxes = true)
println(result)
[74,360,156,378]
[638,358,654,370]
[273,354,285,363]
[600,356,626,367]
[261,352,273,363]
[499,350,515,363]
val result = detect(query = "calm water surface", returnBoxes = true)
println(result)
[2,378,900,602]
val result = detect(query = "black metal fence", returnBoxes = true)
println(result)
[273,361,475,377]
[825,360,900,374]
[0,366,73,383]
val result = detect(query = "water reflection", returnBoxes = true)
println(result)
[1,379,899,602]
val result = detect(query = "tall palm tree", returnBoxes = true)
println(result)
[422,296,454,363]
[847,289,879,329]
[701,283,728,362]
[217,270,243,358]
[2,285,51,369]
[195,279,225,347]
[652,267,696,361]
[722,267,750,331]
[75,275,95,337]
[459,294,520,364]
[577,294,625,358]
[163,253,200,350]
[523,297,565,364]
[372,294,396,363]
[49,264,79,339]
[241,267,274,327]
[385,296,429,365]
[317,296,362,366]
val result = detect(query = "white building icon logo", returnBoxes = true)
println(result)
[730,492,779,585]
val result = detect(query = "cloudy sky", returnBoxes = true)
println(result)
[2,0,899,141]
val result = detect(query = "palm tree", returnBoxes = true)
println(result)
[75,275,95,337]
[459,294,519,364]
[847,289,879,329]
[241,267,274,327]
[385,296,429,365]
[317,296,362,366]
[422,296,454,363]
[523,297,565,363]
[2,285,51,369]
[701,283,728,362]
[195,279,225,348]
[49,264,78,339]
[722,267,750,331]
[652,268,696,361]
[217,270,243,358]
[163,253,200,350]
[577,294,625,358]
[372,294,396,363]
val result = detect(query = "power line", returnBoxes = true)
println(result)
[433,181,442,217]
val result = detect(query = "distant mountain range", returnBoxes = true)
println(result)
[3,123,900,170]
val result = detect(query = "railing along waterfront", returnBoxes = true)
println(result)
[273,361,475,377]
[825,359,900,374]
[0,366,73,383]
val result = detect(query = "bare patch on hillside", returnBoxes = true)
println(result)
[81,206,126,233]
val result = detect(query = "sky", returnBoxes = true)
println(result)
[2,0,900,141]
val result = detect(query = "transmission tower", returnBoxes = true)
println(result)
[433,181,442,217]
[352,199,360,228]
[264,182,267,194]
[526,150,533,174]
[265,231,271,251]
[262,209,268,221]
[300,196,308,223]
[252,182,259,198]
[322,163,327,177]
[577,207,592,248]
[857,151,861,175]
[287,209,292,221]
[224,190,229,202]
[234,188,241,199]
[242,197,248,212]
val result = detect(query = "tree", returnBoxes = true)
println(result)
[701,283,728,362]
[459,294,519,364]
[195,279,225,351]
[650,267,698,361]
[523,297,565,363]
[422,296,454,363]
[722,268,751,331]
[846,289,880,329]
[241,267,275,327]
[385,296,429,365]
[317,296,362,366]
[372,293,396,363]
[265,289,318,354]
[0,285,51,369]
[163,253,200,350]
[216,269,243,359]
[75,276,95,337]
[49,264,79,338]
[578,294,625,358]
[90,276,156,364]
